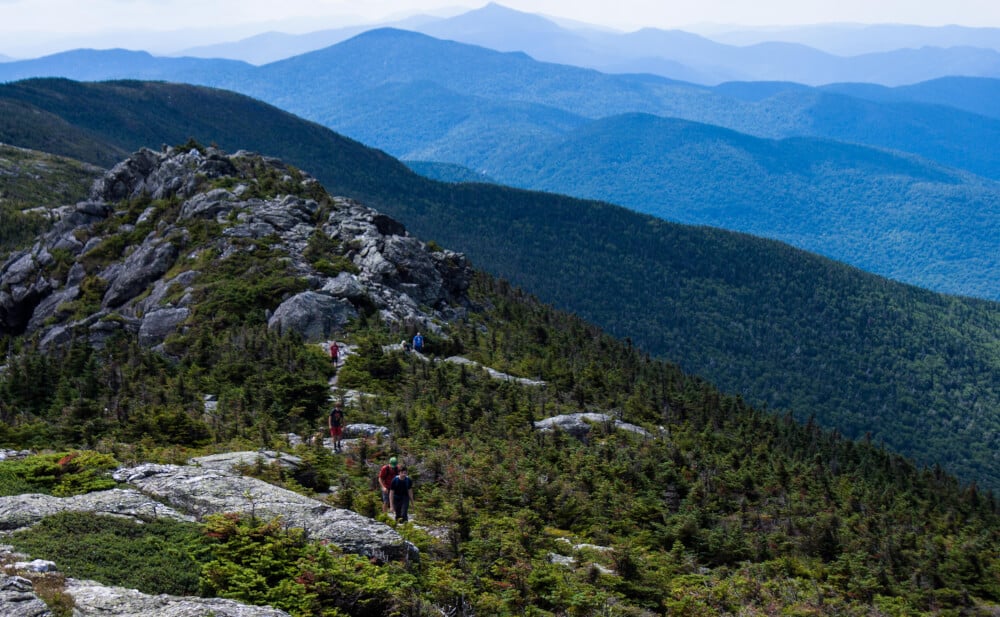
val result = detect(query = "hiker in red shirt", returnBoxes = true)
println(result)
[378,456,399,514]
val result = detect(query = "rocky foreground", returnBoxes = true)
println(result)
[0,452,415,617]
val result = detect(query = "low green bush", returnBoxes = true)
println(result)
[0,451,118,497]
[8,511,208,596]
[200,513,418,617]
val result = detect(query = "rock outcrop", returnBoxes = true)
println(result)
[0,146,473,347]
[444,355,547,386]
[533,413,650,439]
[0,489,194,532]
[0,574,51,617]
[112,464,416,563]
[0,571,292,617]
[63,579,292,617]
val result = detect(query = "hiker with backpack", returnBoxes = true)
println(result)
[389,465,414,523]
[328,403,344,452]
[330,342,340,367]
[378,456,399,514]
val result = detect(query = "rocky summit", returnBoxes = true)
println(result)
[0,145,473,350]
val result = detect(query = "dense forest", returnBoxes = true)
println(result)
[1,79,999,498]
[2,272,999,616]
[1,141,999,616]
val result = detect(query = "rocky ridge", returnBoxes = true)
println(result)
[0,145,473,349]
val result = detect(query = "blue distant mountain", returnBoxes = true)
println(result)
[708,23,1000,55]
[176,27,369,65]
[404,4,1000,86]
[96,3,1000,86]
[0,48,254,88]
[230,29,1000,181]
[821,76,1000,121]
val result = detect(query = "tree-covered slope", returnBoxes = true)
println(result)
[0,78,420,204]
[0,142,102,206]
[471,112,1000,300]
[1,79,999,495]
[0,142,104,255]
[822,76,1000,121]
[1,148,999,616]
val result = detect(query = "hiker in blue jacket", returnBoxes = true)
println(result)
[412,332,424,352]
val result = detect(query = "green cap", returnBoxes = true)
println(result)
[389,457,397,465]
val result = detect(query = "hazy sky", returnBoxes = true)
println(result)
[2,0,999,57]
[3,0,999,34]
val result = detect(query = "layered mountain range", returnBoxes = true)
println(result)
[1,28,998,302]
[2,7,999,615]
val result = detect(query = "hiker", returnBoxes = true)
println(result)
[330,342,340,366]
[328,403,344,452]
[389,465,414,523]
[402,339,412,352]
[412,332,424,353]
[378,456,399,514]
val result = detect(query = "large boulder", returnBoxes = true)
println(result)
[444,356,546,386]
[533,413,650,439]
[188,451,301,473]
[267,291,357,342]
[63,579,291,617]
[102,240,181,308]
[0,489,194,532]
[113,464,416,563]
[138,307,189,347]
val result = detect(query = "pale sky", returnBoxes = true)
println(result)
[2,0,999,57]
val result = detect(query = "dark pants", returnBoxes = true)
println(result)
[393,496,410,522]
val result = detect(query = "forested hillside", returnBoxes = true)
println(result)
[1,146,998,616]
[2,79,999,496]
[428,111,1000,300]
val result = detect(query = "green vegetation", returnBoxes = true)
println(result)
[0,142,101,253]
[8,511,207,596]
[0,79,998,496]
[0,450,118,496]
[0,202,48,254]
[201,513,417,617]
[304,229,359,276]
[0,143,101,205]
[2,273,1000,615]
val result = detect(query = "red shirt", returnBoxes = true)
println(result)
[379,464,398,490]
